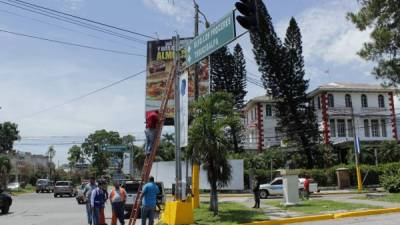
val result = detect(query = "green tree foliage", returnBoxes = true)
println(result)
[0,155,11,189]
[189,92,241,215]
[210,45,246,152]
[46,146,56,180]
[348,0,400,85]
[81,130,122,176]
[249,2,319,168]
[0,122,20,154]
[67,145,82,167]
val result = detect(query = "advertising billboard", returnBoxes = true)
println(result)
[145,38,209,125]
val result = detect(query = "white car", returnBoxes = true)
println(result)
[7,182,21,191]
[259,177,318,199]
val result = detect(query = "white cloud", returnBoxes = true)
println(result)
[276,0,370,67]
[62,0,84,10]
[141,0,193,27]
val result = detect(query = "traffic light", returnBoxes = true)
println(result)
[235,0,258,31]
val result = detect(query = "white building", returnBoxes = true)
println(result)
[243,83,398,151]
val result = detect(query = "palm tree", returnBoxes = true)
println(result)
[189,92,242,216]
[0,155,11,189]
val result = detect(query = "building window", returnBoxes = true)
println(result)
[330,119,336,137]
[328,94,334,107]
[265,105,272,117]
[361,94,368,107]
[347,119,353,137]
[337,119,346,137]
[364,119,370,137]
[317,96,321,109]
[381,119,387,137]
[345,94,352,107]
[371,119,380,137]
[378,95,385,108]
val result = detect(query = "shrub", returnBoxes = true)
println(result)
[381,173,400,193]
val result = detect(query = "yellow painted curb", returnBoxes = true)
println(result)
[241,208,400,225]
[241,214,334,225]
[334,207,400,219]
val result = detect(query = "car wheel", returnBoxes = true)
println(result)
[1,205,9,214]
[54,194,57,198]
[259,190,269,199]
[36,190,39,193]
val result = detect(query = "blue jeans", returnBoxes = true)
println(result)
[92,207,100,225]
[112,202,125,225]
[145,128,156,155]
[141,206,155,225]
[86,203,92,224]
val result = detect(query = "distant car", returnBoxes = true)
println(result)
[76,182,88,204]
[54,181,76,198]
[123,180,165,217]
[259,177,318,199]
[36,179,54,193]
[0,189,12,214]
[7,182,21,191]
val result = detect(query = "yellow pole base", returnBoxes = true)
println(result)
[161,200,194,225]
[356,165,362,192]
[192,163,200,209]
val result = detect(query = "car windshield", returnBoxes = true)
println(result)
[56,182,69,186]
[36,180,47,185]
[124,183,140,194]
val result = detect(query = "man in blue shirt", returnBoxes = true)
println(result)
[141,176,159,225]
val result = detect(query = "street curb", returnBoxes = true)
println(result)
[333,207,400,219]
[240,208,400,225]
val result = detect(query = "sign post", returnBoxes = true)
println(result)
[186,11,236,66]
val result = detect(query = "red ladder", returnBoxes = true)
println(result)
[127,63,177,225]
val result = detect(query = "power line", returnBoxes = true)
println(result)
[0,8,145,51]
[9,0,156,39]
[16,69,146,120]
[0,28,145,57]
[0,0,146,44]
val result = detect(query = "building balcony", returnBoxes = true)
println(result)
[327,107,391,116]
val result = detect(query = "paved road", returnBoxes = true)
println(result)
[293,212,400,225]
[0,192,152,225]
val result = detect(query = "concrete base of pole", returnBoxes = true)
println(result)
[161,199,194,225]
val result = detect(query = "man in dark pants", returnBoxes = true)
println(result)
[110,181,126,225]
[84,177,97,225]
[252,178,260,208]
[141,176,160,225]
[145,110,159,157]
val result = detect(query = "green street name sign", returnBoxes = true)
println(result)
[186,11,236,66]
[102,145,128,153]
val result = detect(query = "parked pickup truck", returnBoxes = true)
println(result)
[259,177,318,199]
[123,180,165,218]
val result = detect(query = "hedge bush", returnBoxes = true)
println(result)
[250,162,400,187]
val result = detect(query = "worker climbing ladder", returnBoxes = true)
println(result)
[127,59,178,225]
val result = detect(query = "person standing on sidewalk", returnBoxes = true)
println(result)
[110,181,126,225]
[303,175,310,200]
[252,177,260,208]
[141,176,160,225]
[144,110,159,157]
[84,177,97,225]
[99,179,109,225]
[91,180,106,225]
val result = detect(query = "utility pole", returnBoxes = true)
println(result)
[351,105,362,192]
[173,35,182,201]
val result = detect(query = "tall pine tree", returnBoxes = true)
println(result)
[232,44,247,111]
[280,18,320,169]
[249,1,319,168]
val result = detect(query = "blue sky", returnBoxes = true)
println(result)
[0,0,380,164]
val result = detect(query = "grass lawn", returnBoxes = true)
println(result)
[266,199,379,214]
[10,184,35,196]
[193,202,268,225]
[355,193,400,203]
